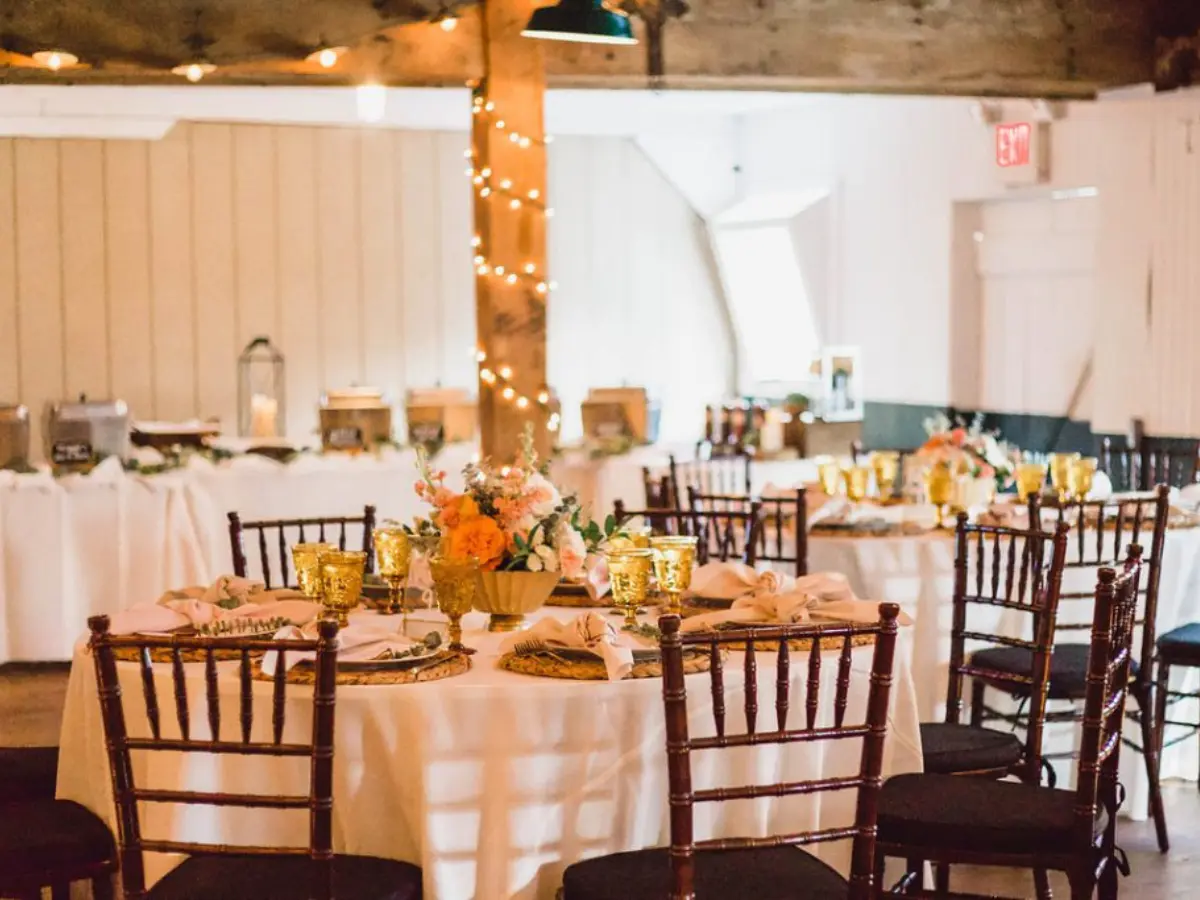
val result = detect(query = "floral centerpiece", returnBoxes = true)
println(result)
[916,413,1020,494]
[410,430,605,630]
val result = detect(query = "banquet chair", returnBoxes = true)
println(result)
[972,486,1171,851]
[669,452,752,508]
[87,615,423,900]
[561,605,903,900]
[612,500,764,567]
[688,487,808,577]
[641,469,673,507]
[228,504,377,587]
[1100,435,1199,491]
[876,553,1142,900]
[0,744,59,802]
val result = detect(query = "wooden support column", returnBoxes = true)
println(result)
[472,0,551,463]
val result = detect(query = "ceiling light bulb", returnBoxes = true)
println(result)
[499,365,513,379]
[440,15,458,31]
[34,50,78,71]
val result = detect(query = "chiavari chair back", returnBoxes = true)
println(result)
[640,469,673,507]
[228,505,377,587]
[87,615,422,900]
[670,452,752,507]
[1101,435,1199,491]
[688,486,808,577]
[613,499,764,567]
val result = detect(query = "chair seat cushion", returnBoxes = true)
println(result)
[562,845,848,900]
[1158,623,1200,665]
[148,854,422,900]
[0,799,115,875]
[878,773,1100,856]
[971,644,1137,700]
[919,723,1023,775]
[0,745,59,803]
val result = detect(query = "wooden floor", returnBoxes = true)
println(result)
[1,663,1194,898]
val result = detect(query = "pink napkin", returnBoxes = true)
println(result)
[106,576,319,636]
[584,553,611,600]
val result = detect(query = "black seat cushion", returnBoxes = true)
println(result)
[0,745,59,803]
[971,643,1138,700]
[919,723,1023,775]
[149,854,422,900]
[0,799,115,875]
[1158,623,1200,666]
[878,773,1100,856]
[562,845,848,899]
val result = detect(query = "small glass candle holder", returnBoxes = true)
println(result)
[605,547,654,628]
[843,465,872,503]
[1015,462,1047,503]
[924,463,954,529]
[816,459,841,496]
[430,555,479,655]
[319,550,367,627]
[293,542,336,598]
[650,535,698,616]
[1068,456,1099,502]
[871,451,900,501]
[374,527,412,619]
[1048,452,1082,503]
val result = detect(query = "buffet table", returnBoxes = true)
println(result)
[56,606,923,900]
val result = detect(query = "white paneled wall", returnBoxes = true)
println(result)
[0,123,730,455]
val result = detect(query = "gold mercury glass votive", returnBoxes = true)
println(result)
[924,463,954,529]
[292,542,337,599]
[319,550,367,627]
[605,547,654,628]
[1015,462,1048,503]
[871,451,901,501]
[1048,452,1082,503]
[843,465,872,503]
[650,535,698,616]
[817,459,842,496]
[373,527,412,618]
[1068,456,1099,502]
[430,555,479,654]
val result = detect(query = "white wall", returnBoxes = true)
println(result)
[0,122,732,456]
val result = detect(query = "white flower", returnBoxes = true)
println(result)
[553,520,588,580]
[526,552,544,572]
[535,544,560,572]
[525,472,562,518]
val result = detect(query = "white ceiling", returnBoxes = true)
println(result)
[0,85,823,139]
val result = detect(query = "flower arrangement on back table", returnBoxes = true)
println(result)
[410,429,605,576]
[915,412,1020,490]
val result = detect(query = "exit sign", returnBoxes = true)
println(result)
[995,122,1032,168]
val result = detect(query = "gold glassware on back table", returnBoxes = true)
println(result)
[1015,462,1048,503]
[924,462,954,529]
[1048,452,1082,503]
[870,451,901,501]
[843,465,872,503]
[1068,456,1099,502]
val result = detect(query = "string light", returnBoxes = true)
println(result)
[33,50,78,71]
[498,366,513,380]
[306,47,347,68]
[475,358,557,429]
[438,13,458,31]
[173,62,216,82]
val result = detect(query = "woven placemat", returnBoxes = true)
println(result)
[714,631,877,652]
[251,651,470,685]
[498,647,712,681]
[112,645,256,664]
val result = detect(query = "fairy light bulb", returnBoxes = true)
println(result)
[509,198,521,210]
[471,235,482,248]
[472,175,484,186]
[172,62,217,82]
[476,264,491,276]
[509,132,521,144]
[536,282,548,294]
[463,149,474,158]
[499,365,513,380]
[439,14,458,31]
[480,187,491,198]
[527,189,540,200]
[34,50,78,71]
[475,349,488,363]
[314,47,343,68]
[494,265,506,276]
[495,120,505,130]
[505,273,518,284]
[485,101,495,112]
[537,390,550,405]
[524,263,536,274]
[473,254,485,265]
[480,368,495,383]
[519,137,531,149]
[516,396,530,410]
[500,179,512,190]
[502,386,516,401]
[480,167,492,178]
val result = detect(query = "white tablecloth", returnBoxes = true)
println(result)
[808,527,1200,818]
[57,606,922,900]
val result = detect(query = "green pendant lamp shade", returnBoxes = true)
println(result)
[521,0,637,45]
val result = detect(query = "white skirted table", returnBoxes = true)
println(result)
[56,607,923,900]
[808,526,1200,820]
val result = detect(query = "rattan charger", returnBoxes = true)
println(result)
[678,606,878,653]
[498,647,713,681]
[252,651,471,685]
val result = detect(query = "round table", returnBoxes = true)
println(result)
[56,606,922,900]
[808,525,1200,820]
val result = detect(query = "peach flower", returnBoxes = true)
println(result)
[436,494,480,530]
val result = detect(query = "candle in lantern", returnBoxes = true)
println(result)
[250,393,278,438]
[760,408,785,454]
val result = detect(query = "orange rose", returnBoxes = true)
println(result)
[437,494,481,530]
[447,516,507,570]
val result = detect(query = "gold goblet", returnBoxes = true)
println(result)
[374,527,412,620]
[292,542,336,599]
[817,459,841,496]
[605,548,654,628]
[650,535,698,616]
[924,463,954,529]
[871,451,901,501]
[430,555,479,654]
[843,465,872,503]
[1068,456,1099,502]
[1048,452,1081,503]
[1015,462,1047,503]
[319,550,367,627]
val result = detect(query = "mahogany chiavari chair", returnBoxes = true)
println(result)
[876,552,1142,900]
[688,486,808,577]
[972,486,1170,851]
[562,605,903,900]
[0,745,60,802]
[228,505,377,587]
[613,499,764,567]
[87,615,422,900]
[640,469,674,507]
[1100,434,1199,491]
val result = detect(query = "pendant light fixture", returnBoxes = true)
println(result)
[521,0,637,45]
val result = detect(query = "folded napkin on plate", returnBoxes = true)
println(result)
[680,562,910,632]
[499,611,642,681]
[687,562,788,600]
[809,495,852,527]
[260,621,436,675]
[1088,471,1113,502]
[105,575,318,636]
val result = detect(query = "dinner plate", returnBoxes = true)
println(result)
[291,649,457,672]
[524,646,660,663]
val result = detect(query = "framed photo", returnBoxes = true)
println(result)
[820,346,863,422]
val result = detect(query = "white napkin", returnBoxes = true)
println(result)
[1088,470,1113,501]
[499,611,637,681]
[260,620,430,675]
[808,495,852,527]
[106,576,318,635]
[688,562,788,600]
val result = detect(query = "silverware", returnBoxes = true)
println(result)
[512,638,551,656]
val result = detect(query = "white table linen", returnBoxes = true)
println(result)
[806,527,1200,819]
[57,606,922,900]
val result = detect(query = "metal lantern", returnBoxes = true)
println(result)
[237,336,285,439]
